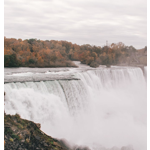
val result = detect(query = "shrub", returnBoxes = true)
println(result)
[5,128,13,135]
[26,138,30,143]
[15,113,20,119]
[18,124,23,129]
[11,133,20,140]
[29,59,35,64]
[4,54,19,67]
[9,138,14,142]
[18,134,23,140]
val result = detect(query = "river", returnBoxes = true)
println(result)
[4,62,147,150]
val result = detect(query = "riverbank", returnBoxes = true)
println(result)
[4,113,68,150]
[4,113,91,150]
[4,87,89,150]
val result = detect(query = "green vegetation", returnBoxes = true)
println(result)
[4,113,67,150]
[11,133,20,140]
[5,127,13,135]
[9,138,14,142]
[4,54,20,67]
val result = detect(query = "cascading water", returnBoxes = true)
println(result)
[4,65,147,150]
[144,66,147,81]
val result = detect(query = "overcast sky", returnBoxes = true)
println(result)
[4,0,147,49]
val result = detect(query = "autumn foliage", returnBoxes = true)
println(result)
[4,37,146,67]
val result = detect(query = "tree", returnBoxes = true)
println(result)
[91,52,97,61]
[4,53,19,67]
[29,59,35,64]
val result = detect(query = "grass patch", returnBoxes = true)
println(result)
[18,124,24,129]
[11,133,20,140]
[5,128,13,135]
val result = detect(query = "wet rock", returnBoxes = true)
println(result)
[90,61,99,68]
[4,113,68,150]
[76,146,91,150]
[44,143,48,147]
[106,64,111,68]
[36,123,41,129]
[21,139,25,142]
[35,135,41,140]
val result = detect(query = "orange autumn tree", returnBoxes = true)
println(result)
[4,37,140,67]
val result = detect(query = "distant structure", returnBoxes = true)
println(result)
[106,40,108,46]
[144,46,147,54]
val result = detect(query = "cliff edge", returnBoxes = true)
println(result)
[4,113,67,150]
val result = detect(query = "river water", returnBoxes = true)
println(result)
[4,62,147,150]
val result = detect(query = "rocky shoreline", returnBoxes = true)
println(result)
[4,113,90,150]
[4,113,68,150]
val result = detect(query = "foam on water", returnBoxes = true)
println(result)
[144,66,147,80]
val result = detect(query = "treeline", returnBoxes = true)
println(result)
[4,37,147,67]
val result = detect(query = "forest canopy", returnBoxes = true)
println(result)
[4,37,147,68]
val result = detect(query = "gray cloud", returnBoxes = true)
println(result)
[4,0,147,49]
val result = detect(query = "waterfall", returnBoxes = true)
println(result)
[4,67,147,150]
[144,66,147,80]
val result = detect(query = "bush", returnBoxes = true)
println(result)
[26,138,30,143]
[5,128,13,135]
[4,54,19,67]
[9,138,14,142]
[15,113,20,119]
[29,59,35,64]
[11,134,20,140]
[18,124,24,129]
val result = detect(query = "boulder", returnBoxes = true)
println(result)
[90,61,99,68]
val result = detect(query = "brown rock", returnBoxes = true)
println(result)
[36,123,41,129]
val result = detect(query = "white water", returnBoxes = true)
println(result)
[4,65,147,150]
[144,66,147,80]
